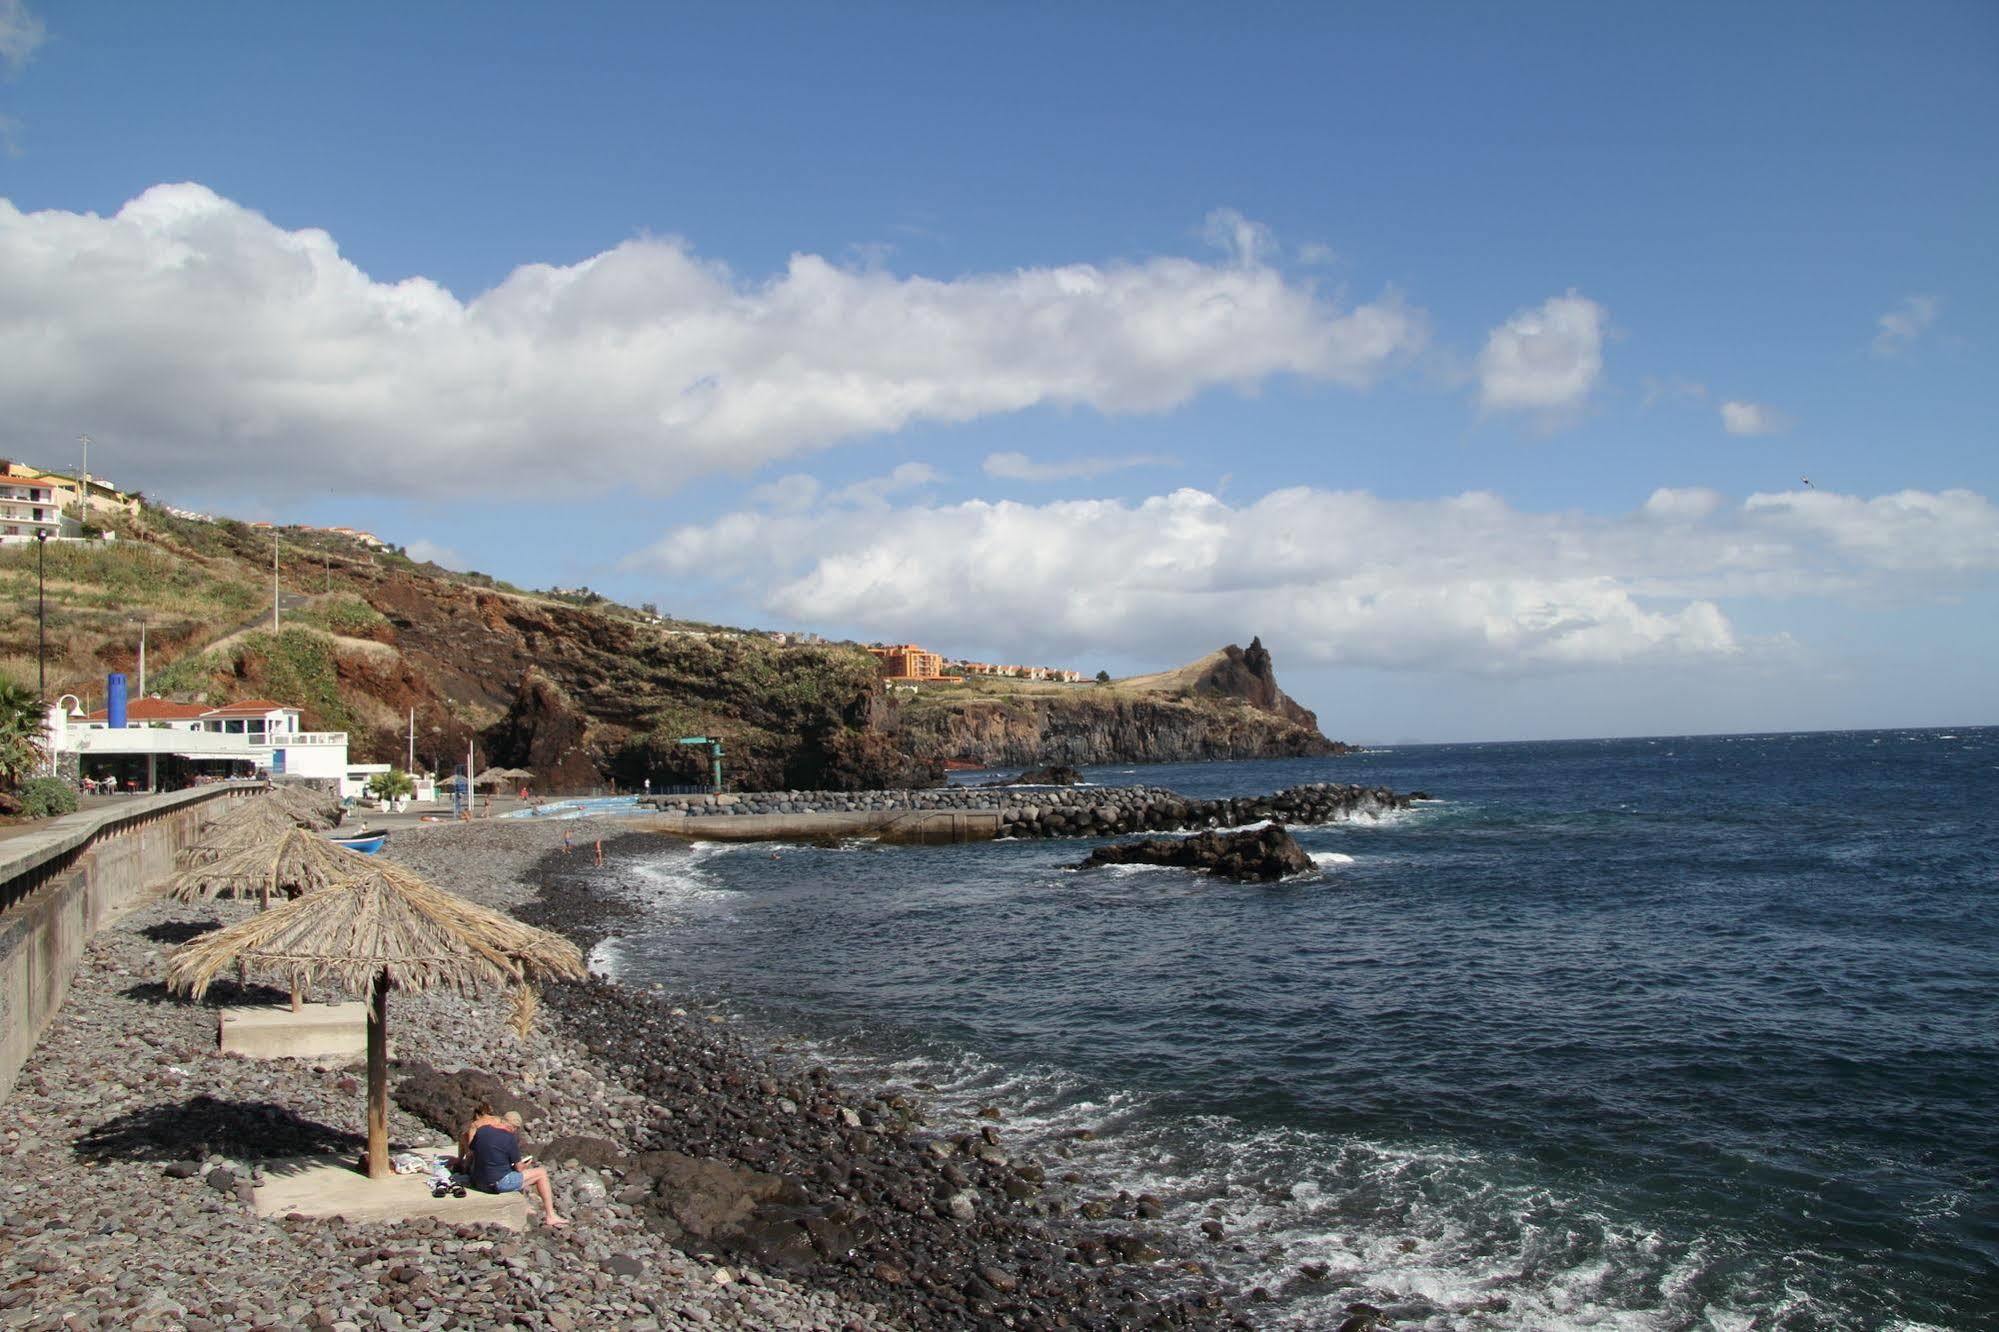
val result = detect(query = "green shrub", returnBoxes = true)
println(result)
[292,594,388,637]
[17,776,78,818]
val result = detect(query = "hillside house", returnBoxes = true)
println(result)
[46,692,370,795]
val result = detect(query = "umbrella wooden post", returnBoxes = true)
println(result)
[366,967,391,1179]
[290,986,303,1014]
[163,859,586,1184]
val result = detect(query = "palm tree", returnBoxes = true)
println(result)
[0,680,46,789]
[366,768,416,809]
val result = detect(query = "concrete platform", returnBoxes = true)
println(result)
[218,1002,372,1060]
[635,808,1004,845]
[252,1146,527,1230]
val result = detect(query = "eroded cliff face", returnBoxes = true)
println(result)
[891,638,1345,768]
[892,694,1340,767]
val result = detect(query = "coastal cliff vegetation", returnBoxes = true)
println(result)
[0,505,1346,789]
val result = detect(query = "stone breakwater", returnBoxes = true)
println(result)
[644,781,1418,839]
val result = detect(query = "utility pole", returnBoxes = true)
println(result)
[36,530,48,698]
[272,529,280,631]
[76,434,90,530]
[135,613,147,696]
[407,709,415,775]
[466,740,475,817]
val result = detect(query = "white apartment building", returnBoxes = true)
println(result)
[0,477,82,543]
[43,695,377,796]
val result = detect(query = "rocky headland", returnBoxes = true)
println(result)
[890,640,1345,770]
[37,509,1353,796]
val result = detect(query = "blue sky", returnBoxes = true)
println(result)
[2,2,1994,741]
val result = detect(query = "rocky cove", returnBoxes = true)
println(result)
[1,802,1412,1332]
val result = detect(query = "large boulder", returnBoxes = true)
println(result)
[393,1063,545,1138]
[1077,823,1313,881]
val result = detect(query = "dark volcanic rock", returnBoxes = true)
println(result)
[392,1062,544,1138]
[487,667,599,791]
[1078,823,1314,881]
[1190,635,1319,729]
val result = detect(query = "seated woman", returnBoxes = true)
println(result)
[460,1102,567,1227]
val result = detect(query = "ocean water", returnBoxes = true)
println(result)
[597,729,1999,1330]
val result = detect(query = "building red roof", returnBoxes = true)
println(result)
[83,698,211,723]
[83,697,302,723]
[200,699,300,717]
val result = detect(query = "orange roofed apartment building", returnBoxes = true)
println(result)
[867,644,963,683]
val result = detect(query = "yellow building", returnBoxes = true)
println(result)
[0,460,140,522]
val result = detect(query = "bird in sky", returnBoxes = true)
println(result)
[1801,477,1815,488]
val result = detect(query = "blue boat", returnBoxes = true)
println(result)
[327,829,389,855]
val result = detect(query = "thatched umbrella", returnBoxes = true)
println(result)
[164,860,587,1178]
[169,827,376,1009]
[263,782,340,829]
[168,827,364,907]
[181,799,319,866]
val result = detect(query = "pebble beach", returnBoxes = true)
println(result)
[1,816,1256,1332]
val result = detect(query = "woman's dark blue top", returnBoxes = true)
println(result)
[468,1124,520,1191]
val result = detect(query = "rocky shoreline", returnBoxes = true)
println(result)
[1,813,1273,1332]
[504,830,1246,1330]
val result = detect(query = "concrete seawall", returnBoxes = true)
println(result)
[627,808,1005,844]
[0,783,255,1101]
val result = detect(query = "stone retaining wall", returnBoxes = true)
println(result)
[0,784,255,1101]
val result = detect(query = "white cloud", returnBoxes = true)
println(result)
[625,482,1999,677]
[982,451,1176,482]
[0,1,45,72]
[1477,291,1607,421]
[1295,242,1338,266]
[748,474,822,512]
[1201,208,1274,266]
[0,185,1428,500]
[404,538,468,571]
[831,461,940,508]
[1872,294,1939,357]
[1719,400,1791,436]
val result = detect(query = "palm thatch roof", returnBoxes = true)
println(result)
[166,827,369,904]
[182,799,321,865]
[164,859,587,1000]
[473,766,533,790]
[263,782,341,829]
[163,858,586,1179]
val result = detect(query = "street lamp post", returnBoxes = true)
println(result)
[36,528,49,699]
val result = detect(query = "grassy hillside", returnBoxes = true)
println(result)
[4,503,1337,787]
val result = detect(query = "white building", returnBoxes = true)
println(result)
[43,695,384,797]
[0,477,82,543]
